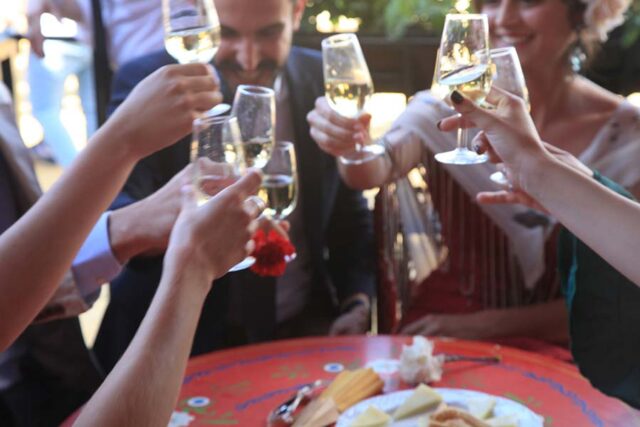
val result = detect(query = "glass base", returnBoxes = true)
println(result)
[228,256,255,272]
[339,144,386,165]
[489,171,509,186]
[435,148,488,165]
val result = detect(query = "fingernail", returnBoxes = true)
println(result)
[451,90,464,105]
[436,120,442,130]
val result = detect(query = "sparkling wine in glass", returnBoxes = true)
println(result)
[259,141,297,220]
[322,33,384,165]
[486,47,530,186]
[191,114,255,271]
[231,85,276,170]
[163,0,221,65]
[435,14,491,165]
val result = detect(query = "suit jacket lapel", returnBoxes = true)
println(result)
[284,51,328,252]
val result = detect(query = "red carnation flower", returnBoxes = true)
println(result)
[250,229,295,277]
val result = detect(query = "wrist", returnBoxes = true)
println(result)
[340,293,371,314]
[109,203,156,264]
[519,148,557,198]
[96,118,144,165]
[163,244,217,293]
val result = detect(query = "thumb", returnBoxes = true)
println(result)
[225,169,262,199]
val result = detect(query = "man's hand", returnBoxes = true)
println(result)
[106,64,222,161]
[110,163,243,264]
[307,97,371,158]
[329,304,370,336]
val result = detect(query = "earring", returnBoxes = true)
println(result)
[569,42,587,73]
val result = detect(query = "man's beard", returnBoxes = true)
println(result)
[216,58,282,89]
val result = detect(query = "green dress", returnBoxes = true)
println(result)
[558,171,640,408]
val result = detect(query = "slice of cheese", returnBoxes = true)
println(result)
[349,406,391,427]
[486,414,519,427]
[392,384,443,420]
[466,397,496,419]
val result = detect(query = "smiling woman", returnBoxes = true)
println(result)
[305,0,638,356]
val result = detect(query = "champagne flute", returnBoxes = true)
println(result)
[191,113,256,271]
[487,47,530,185]
[259,141,297,220]
[163,0,230,115]
[322,33,384,165]
[435,14,491,165]
[163,0,221,65]
[231,85,276,170]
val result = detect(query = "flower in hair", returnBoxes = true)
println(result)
[581,0,631,41]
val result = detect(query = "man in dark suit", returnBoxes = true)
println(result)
[95,0,375,372]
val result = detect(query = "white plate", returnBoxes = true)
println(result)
[336,388,544,427]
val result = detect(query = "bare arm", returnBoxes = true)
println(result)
[402,299,569,344]
[74,172,262,427]
[0,64,221,351]
[445,87,640,287]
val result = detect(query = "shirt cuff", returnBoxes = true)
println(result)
[71,212,123,304]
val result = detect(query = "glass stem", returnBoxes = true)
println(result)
[456,113,469,151]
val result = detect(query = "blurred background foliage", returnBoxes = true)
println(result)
[302,0,640,47]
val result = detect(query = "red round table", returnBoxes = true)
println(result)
[167,335,638,426]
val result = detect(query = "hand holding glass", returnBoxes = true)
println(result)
[322,33,384,164]
[191,114,256,271]
[486,47,530,185]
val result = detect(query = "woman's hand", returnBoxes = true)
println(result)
[164,170,263,288]
[474,137,593,211]
[307,97,371,157]
[438,87,548,192]
[106,63,222,161]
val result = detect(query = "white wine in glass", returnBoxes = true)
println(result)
[163,0,221,64]
[322,33,384,165]
[325,78,373,119]
[435,13,491,165]
[231,85,276,170]
[258,141,297,220]
[486,47,530,186]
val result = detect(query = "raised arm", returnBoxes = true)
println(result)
[73,172,262,427]
[443,88,640,286]
[0,64,221,350]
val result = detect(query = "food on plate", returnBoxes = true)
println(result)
[465,397,496,419]
[429,407,491,427]
[349,405,391,427]
[393,383,443,420]
[486,414,519,427]
[292,397,340,427]
[399,336,445,384]
[320,368,385,412]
